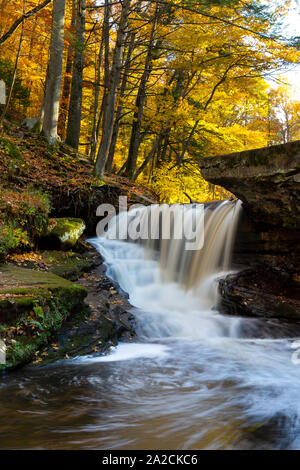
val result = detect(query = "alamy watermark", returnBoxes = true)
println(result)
[96,196,205,250]
[0,339,6,365]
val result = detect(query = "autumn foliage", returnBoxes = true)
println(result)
[0,0,299,202]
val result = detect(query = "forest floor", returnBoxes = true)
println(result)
[0,119,157,204]
[0,118,158,260]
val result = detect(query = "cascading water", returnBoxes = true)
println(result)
[92,200,244,339]
[1,200,300,450]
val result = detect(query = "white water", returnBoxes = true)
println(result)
[84,200,300,449]
[92,200,245,339]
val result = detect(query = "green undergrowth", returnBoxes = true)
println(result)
[0,184,51,260]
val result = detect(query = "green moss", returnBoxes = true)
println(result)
[31,120,42,134]
[47,254,93,280]
[91,178,106,187]
[9,250,94,281]
[43,217,86,250]
[0,265,88,370]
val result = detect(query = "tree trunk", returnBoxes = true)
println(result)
[65,0,86,149]
[177,119,199,166]
[94,0,131,178]
[0,0,26,127]
[58,0,76,139]
[41,0,66,145]
[89,13,107,162]
[133,137,161,181]
[125,8,158,180]
[105,31,135,172]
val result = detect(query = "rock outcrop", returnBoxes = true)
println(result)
[200,140,300,230]
[199,140,300,321]
[0,246,136,371]
[218,267,300,322]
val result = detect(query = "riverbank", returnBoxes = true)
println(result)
[0,243,136,371]
[27,242,136,368]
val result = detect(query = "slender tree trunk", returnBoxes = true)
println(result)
[0,0,26,127]
[65,0,86,149]
[177,119,199,166]
[38,64,49,125]
[105,32,135,172]
[156,129,170,167]
[94,0,131,178]
[41,0,66,145]
[58,0,76,139]
[267,94,271,147]
[133,137,160,181]
[90,24,105,162]
[90,0,111,161]
[125,8,158,179]
[89,0,111,163]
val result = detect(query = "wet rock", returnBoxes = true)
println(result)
[219,267,300,321]
[27,245,136,367]
[41,217,86,250]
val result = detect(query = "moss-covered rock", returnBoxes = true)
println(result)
[30,256,136,367]
[0,264,88,371]
[42,217,86,250]
[43,250,94,280]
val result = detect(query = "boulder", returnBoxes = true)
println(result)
[42,217,86,250]
[218,268,300,322]
[22,117,40,132]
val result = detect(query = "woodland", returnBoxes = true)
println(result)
[0,0,299,202]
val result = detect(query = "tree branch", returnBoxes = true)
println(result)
[0,0,53,46]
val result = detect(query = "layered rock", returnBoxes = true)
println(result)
[0,265,88,370]
[199,140,300,321]
[0,246,136,371]
[200,140,300,230]
[219,267,300,321]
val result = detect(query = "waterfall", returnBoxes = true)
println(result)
[3,199,299,451]
[4,199,298,451]
[91,200,244,339]
[100,200,242,292]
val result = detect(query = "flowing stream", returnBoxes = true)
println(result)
[1,201,300,449]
